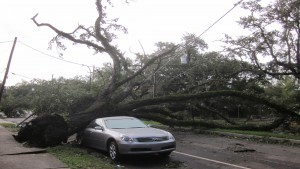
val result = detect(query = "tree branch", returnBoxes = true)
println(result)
[31,14,106,53]
[114,45,178,89]
[119,90,300,118]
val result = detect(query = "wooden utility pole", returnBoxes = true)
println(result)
[0,37,17,103]
[152,73,156,98]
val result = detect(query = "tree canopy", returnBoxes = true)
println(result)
[223,0,300,80]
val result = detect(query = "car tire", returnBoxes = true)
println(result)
[108,141,120,161]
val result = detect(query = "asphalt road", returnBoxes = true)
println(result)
[3,118,300,169]
[119,131,300,169]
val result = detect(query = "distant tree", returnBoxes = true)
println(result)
[223,0,300,80]
[0,77,95,117]
[265,76,300,109]
[0,85,32,117]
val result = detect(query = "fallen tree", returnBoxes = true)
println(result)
[14,89,299,147]
[13,0,300,147]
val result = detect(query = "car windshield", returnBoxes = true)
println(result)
[104,118,147,129]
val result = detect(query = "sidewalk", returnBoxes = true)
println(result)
[0,120,68,169]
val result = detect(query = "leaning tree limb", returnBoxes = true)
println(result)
[195,105,237,125]
[133,113,287,131]
[118,90,300,118]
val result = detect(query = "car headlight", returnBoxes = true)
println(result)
[167,132,175,141]
[120,135,137,142]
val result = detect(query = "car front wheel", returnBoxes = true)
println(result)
[108,141,120,161]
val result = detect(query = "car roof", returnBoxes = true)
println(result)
[97,116,136,121]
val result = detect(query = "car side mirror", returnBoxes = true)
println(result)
[95,126,104,131]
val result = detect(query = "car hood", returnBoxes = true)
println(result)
[110,128,169,138]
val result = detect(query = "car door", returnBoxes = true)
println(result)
[83,121,97,146]
[88,120,106,150]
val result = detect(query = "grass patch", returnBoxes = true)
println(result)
[212,129,300,140]
[143,120,170,130]
[47,145,115,169]
[0,122,16,128]
[143,120,163,126]
[0,123,19,132]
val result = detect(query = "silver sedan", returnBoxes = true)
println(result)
[76,116,176,160]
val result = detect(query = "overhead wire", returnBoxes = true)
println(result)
[10,72,33,80]
[198,0,244,38]
[144,0,244,84]
[0,41,14,44]
[170,0,245,82]
[17,40,95,69]
[1,40,98,84]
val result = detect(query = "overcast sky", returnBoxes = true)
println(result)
[0,0,248,86]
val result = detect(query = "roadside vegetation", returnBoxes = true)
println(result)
[0,123,18,132]
[47,145,115,169]
[47,143,184,169]
[211,129,300,140]
[143,120,300,141]
[0,122,16,128]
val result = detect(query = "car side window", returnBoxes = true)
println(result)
[87,119,104,129]
[95,119,104,128]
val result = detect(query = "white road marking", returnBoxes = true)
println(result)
[174,151,251,169]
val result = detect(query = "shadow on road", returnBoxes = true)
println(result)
[116,154,183,169]
[82,145,183,169]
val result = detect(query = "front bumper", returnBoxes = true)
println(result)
[117,140,176,155]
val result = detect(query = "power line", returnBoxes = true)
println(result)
[198,0,244,38]
[10,72,33,80]
[170,0,244,81]
[2,40,96,69]
[148,0,244,84]
[17,40,95,68]
[0,72,32,82]
[0,41,14,44]
[1,40,98,84]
